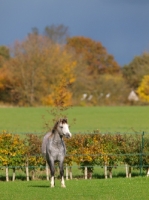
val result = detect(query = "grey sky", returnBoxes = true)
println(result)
[0,0,149,66]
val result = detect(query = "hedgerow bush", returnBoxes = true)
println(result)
[0,131,148,180]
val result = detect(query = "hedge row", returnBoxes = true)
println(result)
[0,131,149,180]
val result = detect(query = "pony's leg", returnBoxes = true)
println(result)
[59,161,66,188]
[61,176,65,188]
[51,176,55,188]
[48,159,55,188]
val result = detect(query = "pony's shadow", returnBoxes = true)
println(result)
[28,185,49,188]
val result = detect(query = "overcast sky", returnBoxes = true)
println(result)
[0,0,149,66]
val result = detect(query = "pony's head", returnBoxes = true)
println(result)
[52,118,72,138]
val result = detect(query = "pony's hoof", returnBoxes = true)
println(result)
[61,184,66,188]
[51,185,55,188]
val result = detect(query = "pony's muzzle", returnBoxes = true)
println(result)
[65,133,72,138]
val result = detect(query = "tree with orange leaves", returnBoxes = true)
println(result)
[67,36,120,75]
[1,33,76,106]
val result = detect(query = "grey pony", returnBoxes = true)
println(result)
[42,118,72,187]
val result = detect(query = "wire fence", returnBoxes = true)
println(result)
[1,151,149,181]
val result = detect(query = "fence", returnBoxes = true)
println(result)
[1,153,149,181]
[1,131,149,181]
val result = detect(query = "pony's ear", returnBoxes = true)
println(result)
[59,118,67,123]
[62,118,67,124]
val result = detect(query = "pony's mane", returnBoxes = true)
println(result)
[52,118,68,133]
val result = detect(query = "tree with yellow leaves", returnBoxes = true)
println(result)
[137,75,149,102]
[42,61,76,107]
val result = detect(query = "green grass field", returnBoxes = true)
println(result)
[0,106,149,134]
[0,177,149,200]
[1,106,149,200]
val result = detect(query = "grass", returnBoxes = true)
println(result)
[0,106,149,134]
[1,106,149,199]
[0,177,149,200]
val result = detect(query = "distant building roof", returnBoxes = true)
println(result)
[128,91,139,101]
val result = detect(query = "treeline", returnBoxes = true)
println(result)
[0,25,149,106]
[1,131,149,181]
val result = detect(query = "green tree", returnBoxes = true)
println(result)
[122,53,149,89]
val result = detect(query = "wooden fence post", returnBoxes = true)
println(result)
[12,168,16,181]
[6,166,9,182]
[85,167,87,179]
[104,164,108,179]
[125,164,128,178]
[26,158,29,181]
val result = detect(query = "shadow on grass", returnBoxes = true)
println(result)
[28,185,50,188]
[0,175,27,181]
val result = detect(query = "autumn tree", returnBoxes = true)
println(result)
[1,33,76,106]
[0,46,11,102]
[122,53,149,89]
[1,34,53,105]
[42,51,76,108]
[44,24,69,44]
[91,74,130,105]
[66,36,122,105]
[0,46,10,68]
[72,72,130,106]
[0,34,131,106]
[70,55,93,105]
[66,36,120,75]
[137,75,149,102]
[0,67,11,102]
